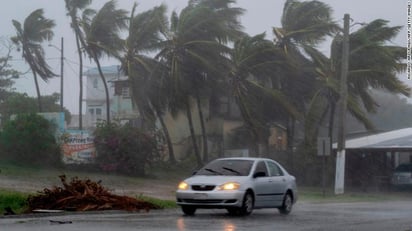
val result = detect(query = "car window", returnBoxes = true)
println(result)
[267,161,284,176]
[254,161,268,177]
[195,159,254,176]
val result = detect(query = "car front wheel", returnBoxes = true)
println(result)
[278,193,293,215]
[181,205,196,215]
[239,191,254,216]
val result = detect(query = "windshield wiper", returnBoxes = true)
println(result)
[222,167,241,175]
[204,168,222,175]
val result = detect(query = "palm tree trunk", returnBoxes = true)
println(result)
[76,35,83,129]
[195,92,208,163]
[185,99,202,167]
[32,71,42,112]
[153,104,176,164]
[94,58,111,124]
[287,117,295,170]
[328,102,336,149]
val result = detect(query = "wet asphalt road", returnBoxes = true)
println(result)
[1,201,412,231]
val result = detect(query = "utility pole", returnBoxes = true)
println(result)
[335,14,350,195]
[60,37,64,112]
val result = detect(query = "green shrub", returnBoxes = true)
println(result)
[0,190,29,214]
[93,121,159,176]
[0,113,61,166]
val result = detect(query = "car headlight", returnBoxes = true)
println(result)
[217,182,240,191]
[177,181,189,190]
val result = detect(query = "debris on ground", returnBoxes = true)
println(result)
[26,175,160,213]
[49,220,73,225]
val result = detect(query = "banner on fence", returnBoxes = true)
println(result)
[62,130,96,164]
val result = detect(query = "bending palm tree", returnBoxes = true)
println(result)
[272,0,339,151]
[11,9,56,112]
[121,4,176,162]
[156,1,244,166]
[65,0,92,129]
[80,0,128,123]
[228,33,300,155]
[304,19,410,146]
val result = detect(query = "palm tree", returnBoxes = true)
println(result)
[120,3,177,163]
[227,33,300,155]
[188,0,245,162]
[304,19,410,147]
[303,45,343,145]
[65,0,92,129]
[344,19,410,110]
[11,9,56,112]
[272,0,339,154]
[80,0,128,124]
[156,0,244,166]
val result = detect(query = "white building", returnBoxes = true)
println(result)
[83,65,139,128]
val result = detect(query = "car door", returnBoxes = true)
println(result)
[252,161,274,207]
[266,160,288,206]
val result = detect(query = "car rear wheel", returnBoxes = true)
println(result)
[239,191,254,216]
[181,205,196,215]
[278,193,293,215]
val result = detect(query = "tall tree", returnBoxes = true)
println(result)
[305,19,410,144]
[344,19,410,113]
[157,0,244,165]
[272,0,339,153]
[65,0,92,129]
[11,9,56,112]
[120,4,176,162]
[81,0,128,124]
[188,0,245,162]
[0,38,18,102]
[0,92,72,124]
[227,33,300,155]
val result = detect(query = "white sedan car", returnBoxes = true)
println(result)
[176,157,298,216]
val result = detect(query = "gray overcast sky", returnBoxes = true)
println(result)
[0,0,408,114]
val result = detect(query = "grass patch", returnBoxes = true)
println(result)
[0,190,29,214]
[299,187,411,203]
[137,195,177,209]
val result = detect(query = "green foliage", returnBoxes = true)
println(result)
[0,190,29,214]
[0,38,18,102]
[0,113,61,166]
[0,92,71,124]
[93,121,160,176]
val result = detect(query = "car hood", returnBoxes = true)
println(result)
[184,175,249,185]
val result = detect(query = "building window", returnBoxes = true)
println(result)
[96,108,102,120]
[89,107,103,124]
[121,87,130,98]
[93,79,98,88]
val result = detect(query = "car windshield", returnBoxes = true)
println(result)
[195,159,254,176]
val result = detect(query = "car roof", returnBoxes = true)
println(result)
[215,157,275,162]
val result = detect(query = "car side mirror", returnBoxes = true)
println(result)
[253,171,266,178]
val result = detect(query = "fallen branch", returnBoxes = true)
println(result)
[26,175,160,213]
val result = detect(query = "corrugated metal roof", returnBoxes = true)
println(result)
[333,127,412,150]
